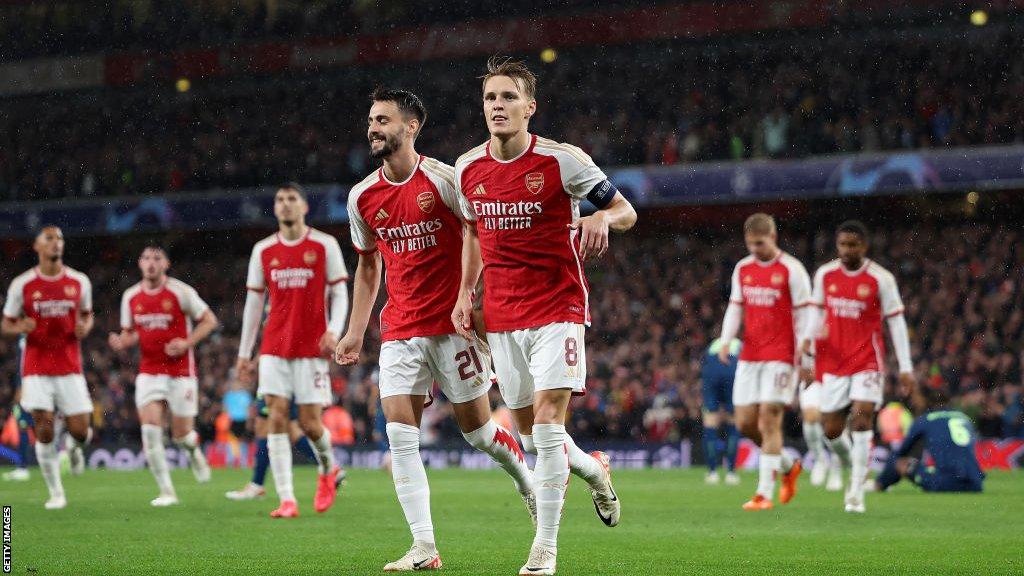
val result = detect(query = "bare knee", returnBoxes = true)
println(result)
[849,403,875,432]
[757,405,782,435]
[65,414,91,442]
[34,415,55,444]
[533,391,570,425]
[170,419,193,440]
[298,414,322,439]
[736,413,759,439]
[822,415,846,439]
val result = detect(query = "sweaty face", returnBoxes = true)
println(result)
[836,231,867,268]
[744,232,778,262]
[34,227,64,261]
[274,189,308,226]
[138,248,169,281]
[367,100,410,159]
[482,75,536,138]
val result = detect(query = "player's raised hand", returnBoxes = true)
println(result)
[235,357,255,384]
[568,211,610,260]
[319,331,339,358]
[164,337,190,357]
[335,333,362,366]
[451,293,475,340]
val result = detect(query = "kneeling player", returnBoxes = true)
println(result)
[337,88,534,571]
[109,245,218,506]
[875,385,983,493]
[2,226,95,509]
[801,220,915,513]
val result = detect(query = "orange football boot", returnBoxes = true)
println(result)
[779,460,803,504]
[742,494,774,511]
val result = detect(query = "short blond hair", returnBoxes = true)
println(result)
[480,55,537,100]
[743,213,776,236]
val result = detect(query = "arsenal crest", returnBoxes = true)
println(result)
[416,191,435,213]
[857,284,872,298]
[770,272,784,286]
[303,250,318,265]
[828,284,838,294]
[743,275,752,284]
[525,172,544,195]
[162,299,174,311]
[135,304,144,313]
[64,285,77,298]
[269,258,280,268]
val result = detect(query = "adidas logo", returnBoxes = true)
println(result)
[472,184,486,196]
[375,209,389,221]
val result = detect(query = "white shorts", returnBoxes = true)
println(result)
[821,371,884,413]
[135,374,198,417]
[378,334,492,405]
[800,381,822,410]
[257,356,331,406]
[733,361,797,407]
[487,323,586,410]
[21,374,93,416]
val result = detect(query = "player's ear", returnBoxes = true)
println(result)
[525,99,537,119]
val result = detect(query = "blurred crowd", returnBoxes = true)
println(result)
[1,216,1021,447]
[2,23,1022,202]
[1,0,614,60]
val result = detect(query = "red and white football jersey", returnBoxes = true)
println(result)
[810,259,904,376]
[728,252,811,364]
[3,267,92,376]
[120,278,209,377]
[455,135,606,332]
[246,228,347,358]
[348,156,470,341]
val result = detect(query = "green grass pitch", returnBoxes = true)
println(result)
[1,466,1020,575]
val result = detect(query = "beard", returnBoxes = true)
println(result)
[369,133,402,159]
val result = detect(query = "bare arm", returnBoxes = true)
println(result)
[571,192,638,259]
[108,328,139,351]
[452,222,483,338]
[599,193,638,232]
[74,310,94,340]
[335,252,382,365]
[1,316,34,338]
[188,309,219,348]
